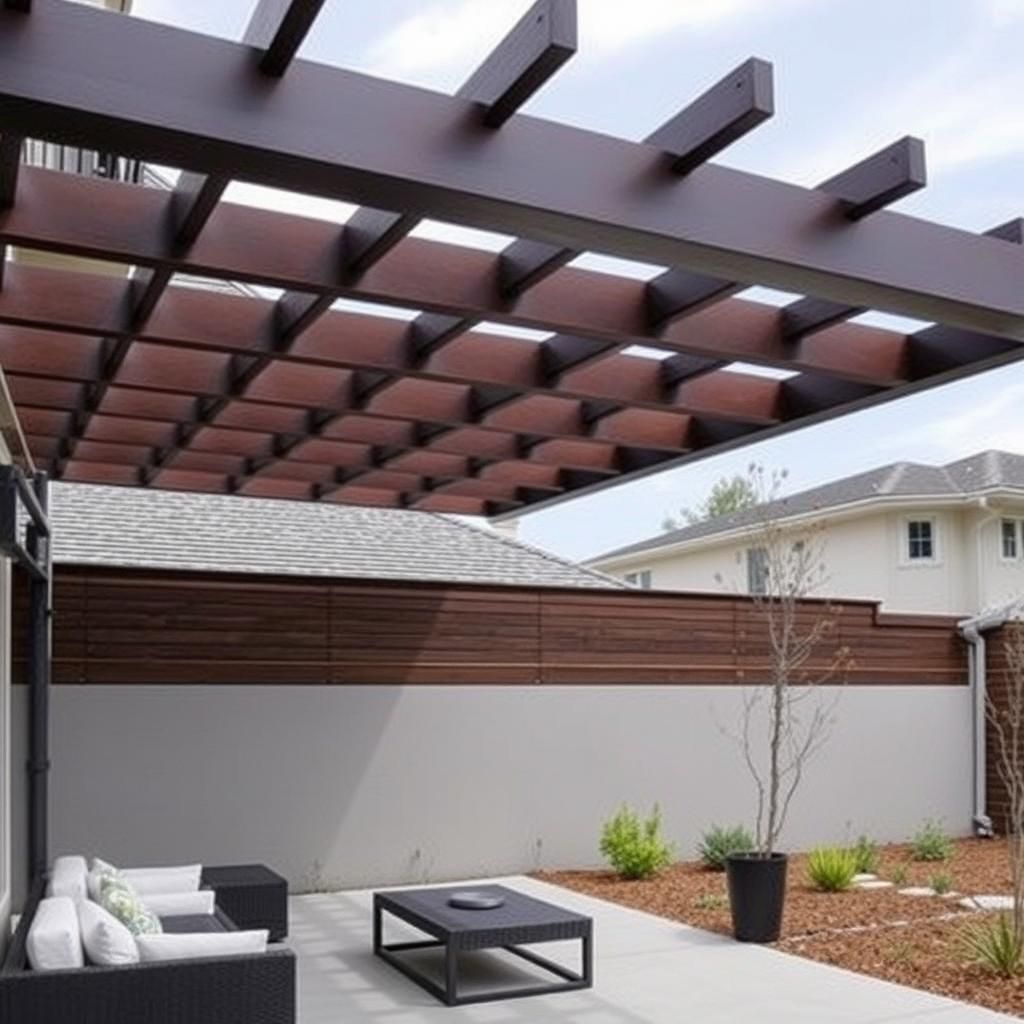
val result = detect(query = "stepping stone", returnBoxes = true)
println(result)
[898,886,936,897]
[959,894,1014,911]
[852,873,877,883]
[855,880,893,890]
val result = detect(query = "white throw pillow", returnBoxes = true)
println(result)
[77,900,139,966]
[26,897,84,971]
[122,865,202,895]
[142,890,215,917]
[47,855,88,902]
[135,929,268,963]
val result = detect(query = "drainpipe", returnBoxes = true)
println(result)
[961,619,994,837]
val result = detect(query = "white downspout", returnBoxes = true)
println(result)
[961,621,994,836]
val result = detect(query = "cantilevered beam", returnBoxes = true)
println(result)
[820,136,926,221]
[502,56,775,299]
[244,0,328,76]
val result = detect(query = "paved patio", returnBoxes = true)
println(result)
[289,876,1016,1022]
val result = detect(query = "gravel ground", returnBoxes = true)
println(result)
[537,838,1024,1019]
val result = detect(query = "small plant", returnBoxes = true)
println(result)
[890,863,909,886]
[697,824,754,871]
[692,892,728,911]
[911,820,952,862]
[929,872,953,895]
[806,846,858,892]
[961,914,1024,977]
[886,938,916,967]
[850,834,879,874]
[599,804,673,880]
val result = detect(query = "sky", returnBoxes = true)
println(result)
[131,0,1024,562]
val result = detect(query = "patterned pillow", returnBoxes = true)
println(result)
[99,876,163,937]
[87,858,121,902]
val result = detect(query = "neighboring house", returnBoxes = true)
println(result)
[587,450,1024,616]
[44,482,622,590]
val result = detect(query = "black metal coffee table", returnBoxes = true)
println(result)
[373,884,592,1006]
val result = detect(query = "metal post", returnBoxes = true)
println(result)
[26,471,51,884]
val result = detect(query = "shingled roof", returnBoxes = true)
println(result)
[590,450,1024,564]
[46,483,620,589]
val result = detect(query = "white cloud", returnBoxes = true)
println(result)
[773,18,1024,186]
[362,0,799,87]
[877,376,1024,461]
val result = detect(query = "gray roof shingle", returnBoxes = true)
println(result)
[46,483,621,589]
[590,450,1024,563]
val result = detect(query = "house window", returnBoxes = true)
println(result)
[624,570,652,589]
[1002,518,1021,560]
[746,547,769,595]
[906,518,935,561]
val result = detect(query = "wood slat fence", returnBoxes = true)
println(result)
[13,566,966,686]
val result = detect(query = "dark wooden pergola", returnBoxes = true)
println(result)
[0,0,1020,519]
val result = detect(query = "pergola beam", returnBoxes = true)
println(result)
[2,5,1020,335]
[782,216,1015,341]
[244,0,328,77]
[819,136,926,221]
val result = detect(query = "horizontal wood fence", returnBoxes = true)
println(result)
[13,566,966,686]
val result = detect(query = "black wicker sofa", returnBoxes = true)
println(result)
[0,881,296,1024]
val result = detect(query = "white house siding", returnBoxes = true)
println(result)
[11,683,971,895]
[605,505,1024,616]
[974,505,1024,610]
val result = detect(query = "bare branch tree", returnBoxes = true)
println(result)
[987,613,1024,946]
[723,465,852,856]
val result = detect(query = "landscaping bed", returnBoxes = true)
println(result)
[537,838,1024,1019]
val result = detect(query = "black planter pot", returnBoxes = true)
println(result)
[725,852,788,942]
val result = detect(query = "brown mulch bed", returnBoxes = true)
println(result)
[536,838,1024,1018]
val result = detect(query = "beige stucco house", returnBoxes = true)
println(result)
[588,451,1024,616]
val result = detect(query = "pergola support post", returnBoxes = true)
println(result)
[26,471,51,885]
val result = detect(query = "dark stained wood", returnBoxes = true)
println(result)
[457,0,576,128]
[1,5,1019,336]
[819,136,927,221]
[13,565,966,687]
[645,57,774,176]
[243,0,327,77]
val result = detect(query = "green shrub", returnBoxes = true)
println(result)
[929,872,953,895]
[890,863,909,885]
[961,914,1023,977]
[697,824,754,871]
[806,846,859,892]
[911,820,952,862]
[850,834,879,874]
[599,804,673,880]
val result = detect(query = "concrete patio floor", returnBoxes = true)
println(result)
[288,875,1017,1023]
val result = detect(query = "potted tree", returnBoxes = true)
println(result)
[721,466,851,942]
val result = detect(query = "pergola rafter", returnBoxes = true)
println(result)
[0,0,1017,516]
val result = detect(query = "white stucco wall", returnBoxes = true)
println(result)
[603,504,1024,616]
[12,682,972,898]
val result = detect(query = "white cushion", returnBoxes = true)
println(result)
[142,890,215,917]
[47,855,88,902]
[77,900,139,966]
[122,865,201,895]
[26,897,84,971]
[135,929,268,963]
